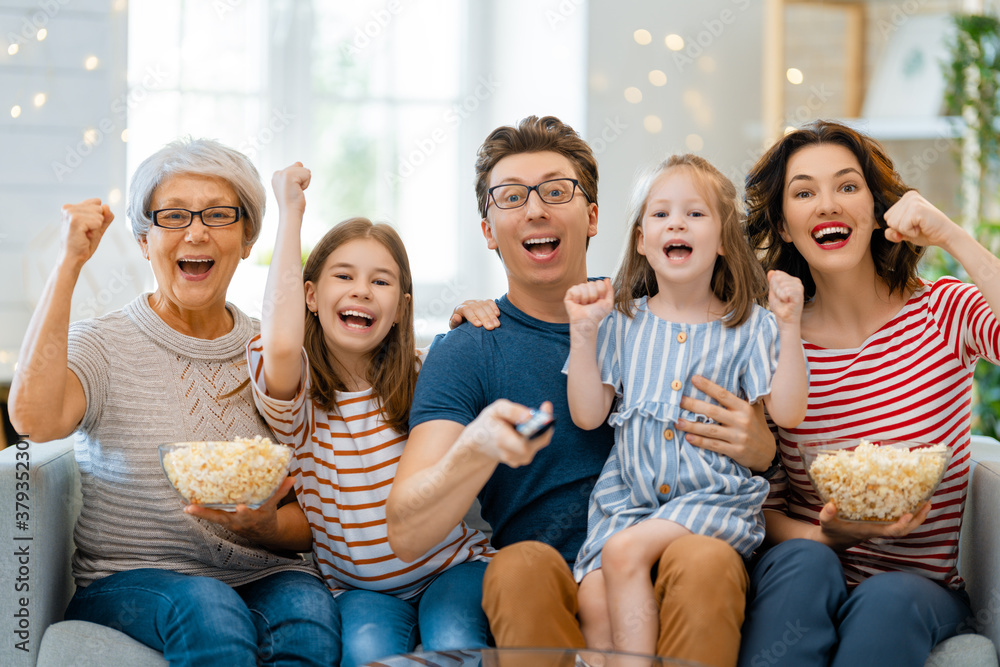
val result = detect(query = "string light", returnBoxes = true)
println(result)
[33,93,46,107]
[665,34,684,51]
[36,28,47,41]
[7,44,18,56]
[10,105,21,118]
[85,55,99,70]
[121,129,129,142]
[109,188,122,204]
[648,70,667,86]
[786,68,804,85]
[633,29,652,46]
[644,115,663,134]
[624,87,643,104]
[83,128,99,146]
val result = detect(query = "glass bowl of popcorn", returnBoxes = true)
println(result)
[159,436,293,510]
[798,438,950,523]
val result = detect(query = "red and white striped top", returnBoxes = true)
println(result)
[765,278,1000,589]
[246,336,493,599]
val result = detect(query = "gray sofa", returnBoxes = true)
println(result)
[2,436,999,667]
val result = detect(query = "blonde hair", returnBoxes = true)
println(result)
[612,154,766,327]
[302,218,417,433]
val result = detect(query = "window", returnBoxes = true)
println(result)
[127,0,486,339]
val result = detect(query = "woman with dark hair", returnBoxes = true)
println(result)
[736,120,1000,666]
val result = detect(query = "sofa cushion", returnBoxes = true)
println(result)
[38,621,166,667]
[926,633,998,667]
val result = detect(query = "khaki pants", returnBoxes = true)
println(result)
[482,535,748,667]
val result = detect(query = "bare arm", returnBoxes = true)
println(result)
[8,200,113,442]
[386,399,552,562]
[762,270,808,429]
[564,279,615,430]
[259,164,312,401]
[885,191,1000,319]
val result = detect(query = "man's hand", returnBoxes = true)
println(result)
[677,375,775,471]
[458,399,554,468]
[450,299,501,330]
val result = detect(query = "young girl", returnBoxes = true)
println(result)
[564,154,808,657]
[247,163,493,667]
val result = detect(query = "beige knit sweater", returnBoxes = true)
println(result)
[66,294,317,588]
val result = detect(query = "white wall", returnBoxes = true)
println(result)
[586,0,765,278]
[0,0,131,385]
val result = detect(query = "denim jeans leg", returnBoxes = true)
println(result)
[832,570,973,667]
[235,570,342,667]
[737,540,846,667]
[338,589,419,667]
[417,560,491,651]
[64,568,258,667]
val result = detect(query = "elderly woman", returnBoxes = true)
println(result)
[736,121,1000,666]
[8,139,341,666]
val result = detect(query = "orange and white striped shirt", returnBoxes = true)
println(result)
[247,336,493,599]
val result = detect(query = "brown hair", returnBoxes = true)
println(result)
[302,218,417,433]
[474,115,598,219]
[613,154,766,327]
[745,120,923,299]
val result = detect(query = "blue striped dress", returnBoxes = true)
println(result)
[570,297,778,580]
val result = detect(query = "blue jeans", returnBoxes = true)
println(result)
[65,568,340,667]
[338,560,491,667]
[737,539,972,667]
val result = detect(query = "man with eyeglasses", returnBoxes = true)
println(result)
[387,116,774,667]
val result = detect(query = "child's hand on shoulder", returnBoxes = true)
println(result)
[271,162,311,216]
[767,270,804,325]
[564,278,614,333]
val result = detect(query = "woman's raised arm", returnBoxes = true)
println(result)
[9,200,113,442]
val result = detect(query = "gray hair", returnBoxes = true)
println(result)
[127,137,266,246]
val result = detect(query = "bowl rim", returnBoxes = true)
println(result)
[158,440,293,510]
[797,437,949,524]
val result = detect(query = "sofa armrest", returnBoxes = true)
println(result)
[961,452,1000,651]
[0,438,81,667]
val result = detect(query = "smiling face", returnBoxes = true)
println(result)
[780,143,878,279]
[304,237,407,373]
[139,172,250,327]
[637,168,723,295]
[481,151,598,308]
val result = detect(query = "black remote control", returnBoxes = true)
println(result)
[515,407,556,440]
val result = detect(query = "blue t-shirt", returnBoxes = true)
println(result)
[409,295,614,563]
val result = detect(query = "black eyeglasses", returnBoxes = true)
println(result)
[148,206,242,229]
[487,178,588,211]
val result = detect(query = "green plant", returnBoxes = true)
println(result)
[942,13,1000,440]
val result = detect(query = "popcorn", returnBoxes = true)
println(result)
[805,440,948,522]
[161,436,292,507]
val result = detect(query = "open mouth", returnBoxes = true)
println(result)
[523,236,560,256]
[812,225,852,246]
[178,258,214,275]
[339,309,374,330]
[663,242,692,260]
